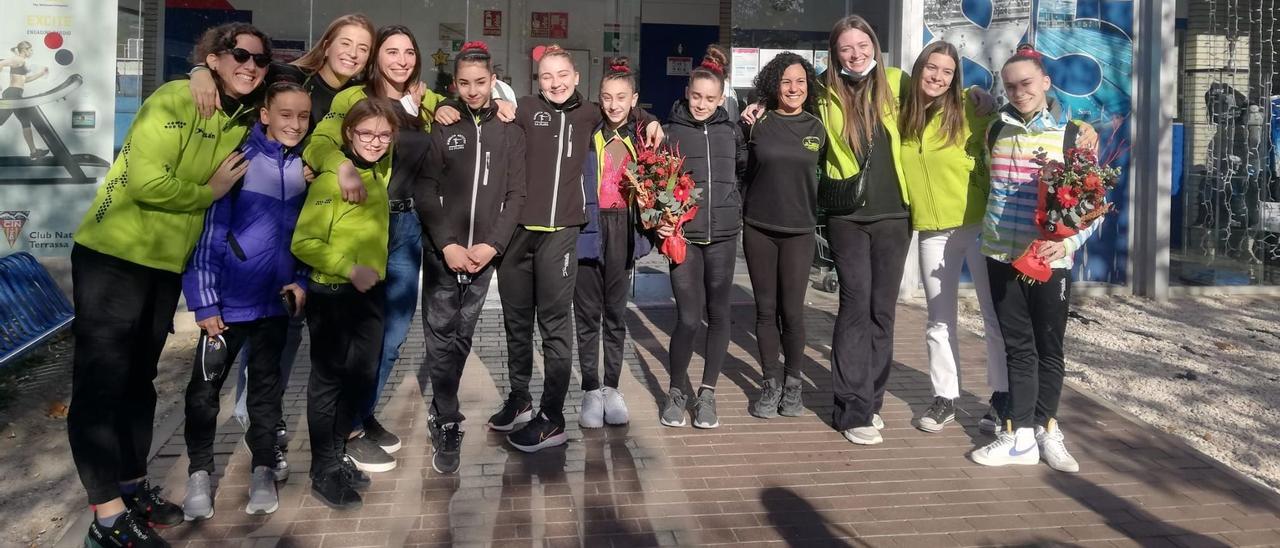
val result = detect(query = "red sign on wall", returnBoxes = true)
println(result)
[483,10,502,36]
[531,12,568,39]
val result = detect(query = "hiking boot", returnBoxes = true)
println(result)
[1036,420,1080,473]
[579,388,605,429]
[344,433,396,473]
[245,466,278,515]
[124,479,184,528]
[841,426,883,445]
[181,472,213,522]
[86,509,170,548]
[507,413,568,453]
[272,445,290,482]
[339,455,371,490]
[601,386,630,426]
[979,391,1009,435]
[916,396,956,433]
[779,376,804,417]
[362,415,402,454]
[659,387,688,427]
[692,389,719,429]
[972,427,1039,467]
[311,468,362,510]
[750,378,782,419]
[487,397,534,432]
[429,418,464,474]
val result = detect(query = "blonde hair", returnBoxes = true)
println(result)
[293,14,375,75]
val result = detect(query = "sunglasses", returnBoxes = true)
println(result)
[226,47,271,68]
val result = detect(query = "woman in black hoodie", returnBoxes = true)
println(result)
[658,47,748,430]
[415,42,525,475]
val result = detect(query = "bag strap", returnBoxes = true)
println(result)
[1063,119,1080,152]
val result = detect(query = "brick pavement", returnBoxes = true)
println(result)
[135,283,1280,547]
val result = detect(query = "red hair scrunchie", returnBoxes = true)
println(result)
[610,63,630,74]
[461,41,489,53]
[699,60,723,75]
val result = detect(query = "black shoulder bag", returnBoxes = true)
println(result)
[817,134,872,216]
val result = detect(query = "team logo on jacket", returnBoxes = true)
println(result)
[1,210,30,248]
[447,134,467,151]
[533,111,552,127]
[802,136,821,152]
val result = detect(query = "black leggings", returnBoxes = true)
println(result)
[667,237,737,394]
[0,87,33,128]
[743,224,815,383]
[987,259,1071,430]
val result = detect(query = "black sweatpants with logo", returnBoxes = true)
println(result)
[67,244,182,505]
[417,249,495,425]
[185,316,288,475]
[987,259,1072,430]
[498,226,580,427]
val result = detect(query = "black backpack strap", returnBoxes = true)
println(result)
[1063,119,1080,152]
[986,119,1007,157]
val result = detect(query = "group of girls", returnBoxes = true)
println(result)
[63,10,1101,548]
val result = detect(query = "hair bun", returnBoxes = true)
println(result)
[461,41,489,54]
[608,56,631,74]
[1016,44,1042,59]
[699,59,724,76]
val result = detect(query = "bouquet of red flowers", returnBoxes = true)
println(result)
[619,136,702,263]
[1013,147,1120,282]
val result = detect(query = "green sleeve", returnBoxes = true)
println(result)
[290,177,354,280]
[121,88,214,212]
[304,88,362,175]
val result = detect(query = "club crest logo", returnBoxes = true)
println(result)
[447,134,467,151]
[802,136,821,152]
[533,111,552,127]
[1,211,30,249]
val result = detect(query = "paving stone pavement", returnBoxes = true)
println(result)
[131,272,1280,547]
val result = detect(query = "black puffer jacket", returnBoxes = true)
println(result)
[663,101,747,244]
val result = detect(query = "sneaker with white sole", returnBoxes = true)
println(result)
[344,433,396,473]
[428,418,464,474]
[361,415,402,454]
[692,389,719,429]
[601,386,630,425]
[245,466,278,515]
[916,396,955,433]
[750,378,782,419]
[579,388,605,429]
[1036,421,1080,473]
[182,471,214,521]
[507,413,568,453]
[660,387,688,427]
[972,427,1039,467]
[488,397,534,432]
[979,391,1009,435]
[841,426,883,445]
[872,413,884,430]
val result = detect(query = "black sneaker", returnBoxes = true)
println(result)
[362,415,402,454]
[779,375,804,417]
[272,445,290,481]
[979,391,1010,435]
[311,468,362,510]
[916,396,956,433]
[122,479,184,529]
[507,413,567,453]
[750,378,782,419]
[429,418,464,474]
[86,509,170,548]
[275,424,289,451]
[487,397,534,432]
[344,433,397,473]
[339,455,371,490]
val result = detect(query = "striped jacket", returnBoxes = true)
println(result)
[982,101,1099,269]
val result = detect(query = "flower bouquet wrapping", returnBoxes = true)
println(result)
[619,135,702,264]
[1013,147,1120,282]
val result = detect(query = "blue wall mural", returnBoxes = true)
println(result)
[924,0,1133,285]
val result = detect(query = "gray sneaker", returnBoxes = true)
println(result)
[779,376,804,417]
[660,387,688,427]
[693,389,719,429]
[182,471,214,521]
[750,379,782,419]
[245,466,279,515]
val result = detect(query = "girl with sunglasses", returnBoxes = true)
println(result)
[70,22,271,548]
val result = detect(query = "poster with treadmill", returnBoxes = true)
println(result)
[0,0,114,256]
[923,0,1134,285]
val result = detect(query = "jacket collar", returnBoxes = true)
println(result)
[242,122,302,162]
[344,147,379,170]
[668,99,729,127]
[538,89,584,111]
[463,101,498,124]
[998,97,1065,132]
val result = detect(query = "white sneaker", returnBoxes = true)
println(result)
[579,389,605,429]
[182,471,214,521]
[972,427,1039,466]
[841,426,883,445]
[872,413,884,430]
[601,387,630,425]
[1036,421,1080,473]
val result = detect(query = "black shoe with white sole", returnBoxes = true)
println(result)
[979,391,1009,435]
[344,433,396,473]
[507,413,567,453]
[487,397,534,432]
[429,418,464,474]
[361,415,402,454]
[916,396,956,433]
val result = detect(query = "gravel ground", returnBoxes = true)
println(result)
[956,294,1280,491]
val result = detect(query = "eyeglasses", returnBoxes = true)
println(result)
[354,130,394,144]
[226,47,271,68]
